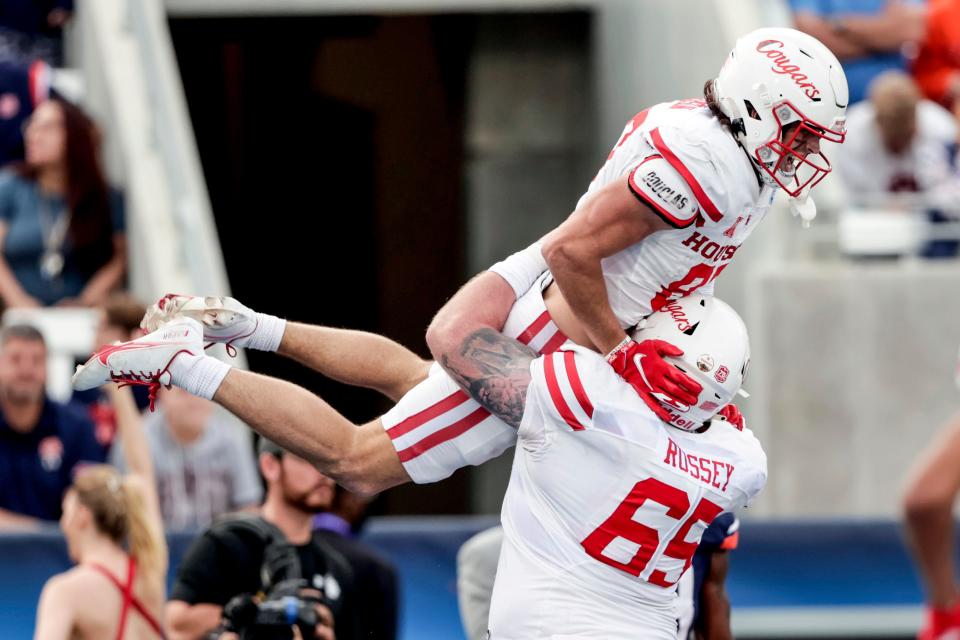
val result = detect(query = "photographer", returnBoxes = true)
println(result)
[165,439,360,640]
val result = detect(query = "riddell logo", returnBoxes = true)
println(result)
[162,330,189,339]
[661,301,692,332]
[755,40,821,101]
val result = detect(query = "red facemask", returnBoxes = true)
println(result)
[754,100,846,197]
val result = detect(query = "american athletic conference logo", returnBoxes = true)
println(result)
[715,365,730,383]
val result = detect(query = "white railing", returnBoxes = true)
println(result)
[71,0,231,302]
[9,0,247,396]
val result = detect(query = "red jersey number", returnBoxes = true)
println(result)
[581,477,722,586]
[650,263,727,312]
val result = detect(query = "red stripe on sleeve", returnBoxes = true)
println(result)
[395,406,490,462]
[650,127,723,222]
[562,351,593,418]
[517,311,551,345]
[386,390,470,440]
[544,353,585,431]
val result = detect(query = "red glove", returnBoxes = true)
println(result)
[716,403,745,431]
[607,338,702,422]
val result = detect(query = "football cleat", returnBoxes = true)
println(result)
[73,318,204,410]
[919,603,960,640]
[141,294,258,356]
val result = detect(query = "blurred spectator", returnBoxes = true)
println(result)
[0,96,125,309]
[0,324,103,527]
[838,71,957,198]
[912,0,960,114]
[314,487,399,640]
[72,292,150,450]
[677,513,741,640]
[0,59,49,167]
[789,0,927,104]
[34,383,166,640]
[0,1,72,67]
[112,386,263,531]
[165,439,355,640]
[835,71,960,255]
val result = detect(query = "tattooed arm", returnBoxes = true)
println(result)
[439,328,537,429]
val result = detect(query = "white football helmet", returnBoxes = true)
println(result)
[714,27,848,199]
[631,295,750,432]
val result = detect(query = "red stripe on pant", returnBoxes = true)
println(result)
[395,308,568,462]
[517,311,551,345]
[396,406,490,462]
[540,329,568,355]
[386,390,470,440]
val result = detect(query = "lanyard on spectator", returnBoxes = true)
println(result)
[37,191,70,281]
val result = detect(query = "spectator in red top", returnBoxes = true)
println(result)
[34,384,167,640]
[912,0,960,115]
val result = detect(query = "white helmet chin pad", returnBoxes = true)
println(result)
[714,27,848,197]
[631,295,750,431]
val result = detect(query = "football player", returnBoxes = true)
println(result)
[127,27,845,489]
[73,294,765,639]
[408,25,846,484]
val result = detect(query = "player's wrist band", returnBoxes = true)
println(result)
[248,313,287,352]
[605,336,634,362]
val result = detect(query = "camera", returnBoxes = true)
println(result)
[213,516,330,639]
[222,578,323,640]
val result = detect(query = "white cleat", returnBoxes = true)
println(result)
[73,318,204,409]
[141,294,258,355]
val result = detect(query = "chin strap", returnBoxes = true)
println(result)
[788,191,817,228]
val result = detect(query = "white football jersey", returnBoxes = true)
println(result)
[582,99,778,328]
[488,347,767,639]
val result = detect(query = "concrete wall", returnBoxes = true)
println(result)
[743,262,960,518]
[463,11,596,512]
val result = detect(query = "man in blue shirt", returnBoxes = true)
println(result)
[0,324,103,527]
[789,0,927,104]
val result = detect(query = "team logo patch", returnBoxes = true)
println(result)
[697,354,714,373]
[699,400,719,412]
[715,365,729,383]
[38,436,63,472]
[640,170,690,211]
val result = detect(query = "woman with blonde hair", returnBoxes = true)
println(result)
[34,383,166,639]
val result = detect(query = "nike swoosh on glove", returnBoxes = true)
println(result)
[606,339,702,422]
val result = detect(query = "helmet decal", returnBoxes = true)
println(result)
[631,295,749,431]
[755,39,821,101]
[715,28,849,198]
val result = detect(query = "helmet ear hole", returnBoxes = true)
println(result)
[683,322,700,336]
[743,100,762,120]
